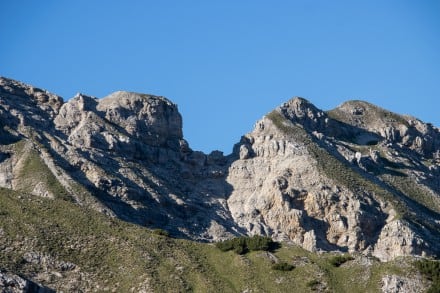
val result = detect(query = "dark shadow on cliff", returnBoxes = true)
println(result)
[33,136,172,229]
[34,124,247,241]
[302,215,349,252]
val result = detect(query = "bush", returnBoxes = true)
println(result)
[216,237,247,254]
[329,255,354,267]
[416,259,440,281]
[232,237,247,255]
[428,283,440,293]
[215,239,235,252]
[233,243,246,255]
[307,279,320,289]
[215,235,277,254]
[247,235,273,251]
[152,229,169,237]
[272,262,294,271]
[416,259,440,293]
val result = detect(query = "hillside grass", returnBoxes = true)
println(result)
[13,140,72,201]
[0,187,418,292]
[380,173,440,214]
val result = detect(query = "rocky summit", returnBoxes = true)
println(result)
[0,76,439,292]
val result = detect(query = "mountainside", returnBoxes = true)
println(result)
[0,76,439,292]
[229,99,440,261]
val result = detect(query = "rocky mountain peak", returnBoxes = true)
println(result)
[0,77,63,117]
[280,96,315,109]
[328,100,440,157]
[53,90,185,154]
[277,97,326,129]
[72,93,99,111]
[97,91,183,145]
[0,77,63,137]
[0,77,439,265]
[330,100,407,127]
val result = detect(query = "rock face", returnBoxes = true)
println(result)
[227,98,440,260]
[0,270,55,293]
[1,77,439,263]
[227,114,388,253]
[0,77,238,243]
[381,274,425,293]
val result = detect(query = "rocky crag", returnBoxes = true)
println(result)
[1,76,439,264]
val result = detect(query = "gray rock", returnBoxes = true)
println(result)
[381,274,425,293]
[1,77,439,263]
[0,270,55,293]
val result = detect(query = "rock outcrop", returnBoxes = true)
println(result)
[227,98,440,260]
[0,270,55,293]
[227,114,389,253]
[381,274,426,293]
[0,77,439,263]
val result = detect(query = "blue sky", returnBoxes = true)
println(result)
[1,1,439,154]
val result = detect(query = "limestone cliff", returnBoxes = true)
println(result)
[0,77,439,262]
[228,98,440,261]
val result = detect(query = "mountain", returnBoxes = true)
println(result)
[0,76,439,292]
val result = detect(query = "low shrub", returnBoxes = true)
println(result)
[416,259,440,281]
[215,239,235,252]
[416,259,440,293]
[216,237,247,254]
[329,255,354,267]
[271,262,294,271]
[232,237,247,255]
[152,229,169,237]
[246,235,273,251]
[306,279,320,289]
[215,235,277,255]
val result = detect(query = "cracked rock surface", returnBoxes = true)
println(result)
[1,77,439,262]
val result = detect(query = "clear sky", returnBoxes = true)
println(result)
[1,1,439,154]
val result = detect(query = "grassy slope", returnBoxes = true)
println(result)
[0,188,416,292]
[13,140,72,201]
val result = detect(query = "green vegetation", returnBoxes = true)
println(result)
[381,173,440,214]
[329,255,355,267]
[306,279,320,289]
[0,187,424,292]
[13,140,72,202]
[416,259,440,293]
[272,262,294,271]
[215,235,275,254]
[247,235,274,251]
[152,228,170,237]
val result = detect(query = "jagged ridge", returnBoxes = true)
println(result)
[0,77,439,263]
